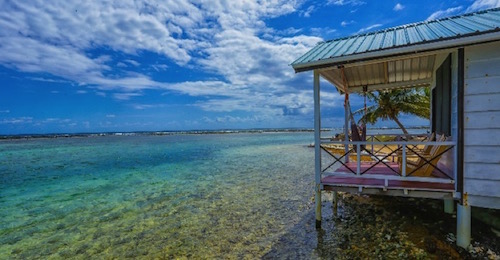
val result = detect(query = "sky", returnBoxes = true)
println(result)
[1,0,499,134]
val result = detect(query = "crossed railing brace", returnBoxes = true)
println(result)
[320,144,401,175]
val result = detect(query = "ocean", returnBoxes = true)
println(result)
[1,132,320,258]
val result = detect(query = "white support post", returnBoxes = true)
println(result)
[457,202,471,248]
[313,70,322,229]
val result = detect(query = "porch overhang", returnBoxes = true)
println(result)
[318,53,438,94]
[293,30,500,94]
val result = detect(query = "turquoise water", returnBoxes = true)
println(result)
[0,133,321,258]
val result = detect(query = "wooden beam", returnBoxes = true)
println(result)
[347,78,433,93]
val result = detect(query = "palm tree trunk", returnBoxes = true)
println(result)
[392,116,409,136]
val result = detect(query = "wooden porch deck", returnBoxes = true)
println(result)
[322,162,455,199]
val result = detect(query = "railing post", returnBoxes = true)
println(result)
[371,136,374,154]
[402,143,406,177]
[313,70,322,229]
[356,143,361,175]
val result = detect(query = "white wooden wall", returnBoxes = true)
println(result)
[464,41,500,209]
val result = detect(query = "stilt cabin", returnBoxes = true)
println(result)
[292,8,500,248]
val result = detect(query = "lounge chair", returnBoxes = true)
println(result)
[408,133,444,156]
[398,136,449,177]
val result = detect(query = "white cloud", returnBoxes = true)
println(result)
[151,64,168,72]
[301,5,316,17]
[0,0,332,121]
[356,23,383,34]
[466,0,500,12]
[327,0,366,6]
[310,27,337,37]
[124,60,140,67]
[426,6,463,21]
[95,92,106,97]
[341,20,354,27]
[113,92,143,100]
[0,117,33,124]
[106,114,116,118]
[132,104,167,110]
[393,3,405,11]
[0,110,10,113]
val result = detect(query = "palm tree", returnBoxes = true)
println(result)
[354,87,430,135]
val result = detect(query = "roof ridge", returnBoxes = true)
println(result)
[322,7,500,44]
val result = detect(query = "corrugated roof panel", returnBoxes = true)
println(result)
[414,23,439,41]
[324,39,349,58]
[465,15,500,28]
[368,32,385,51]
[344,36,367,55]
[438,19,476,35]
[292,44,319,64]
[292,8,500,69]
[311,41,339,62]
[305,43,332,64]
[406,26,422,44]
[454,16,494,31]
[481,11,500,23]
[382,30,395,49]
[425,21,455,38]
[357,33,376,53]
[395,28,408,46]
[334,37,359,57]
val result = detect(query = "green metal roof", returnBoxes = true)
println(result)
[292,8,500,72]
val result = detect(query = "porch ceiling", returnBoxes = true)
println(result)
[319,54,436,93]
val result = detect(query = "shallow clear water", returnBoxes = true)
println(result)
[0,133,319,258]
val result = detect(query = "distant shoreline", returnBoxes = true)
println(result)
[0,126,430,140]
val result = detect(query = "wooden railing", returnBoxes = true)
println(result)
[319,138,456,185]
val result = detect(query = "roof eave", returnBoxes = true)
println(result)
[292,30,500,73]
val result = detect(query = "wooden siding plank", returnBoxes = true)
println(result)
[464,93,500,112]
[464,162,500,180]
[465,76,500,96]
[465,41,500,62]
[465,179,500,197]
[465,111,500,129]
[465,58,500,79]
[467,195,500,209]
[464,146,500,163]
[465,129,500,145]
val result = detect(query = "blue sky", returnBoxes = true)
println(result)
[1,0,498,134]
